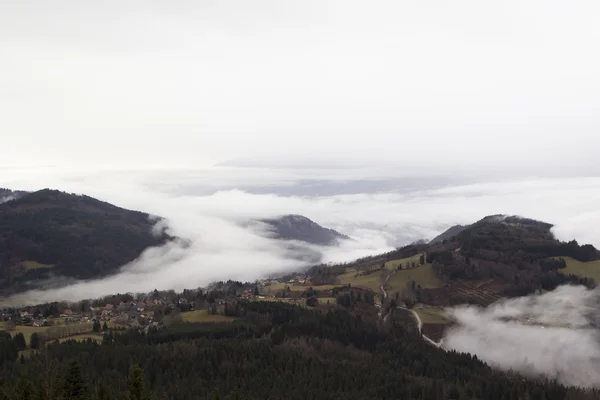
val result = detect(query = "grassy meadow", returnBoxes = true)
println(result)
[560,257,600,283]
[414,306,451,324]
[20,260,55,271]
[385,263,444,294]
[180,309,237,323]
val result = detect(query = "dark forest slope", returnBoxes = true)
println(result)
[418,215,600,304]
[429,224,468,244]
[260,214,350,246]
[0,189,171,294]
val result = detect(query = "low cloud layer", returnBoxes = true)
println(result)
[1,168,600,304]
[444,285,600,388]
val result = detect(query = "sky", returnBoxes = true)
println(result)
[1,0,600,174]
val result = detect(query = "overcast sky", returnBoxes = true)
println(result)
[1,0,600,175]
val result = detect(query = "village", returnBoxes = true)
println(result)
[0,273,331,345]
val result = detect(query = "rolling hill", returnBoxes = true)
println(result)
[428,224,468,244]
[0,188,28,204]
[0,189,172,295]
[259,214,350,246]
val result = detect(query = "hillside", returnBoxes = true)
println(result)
[294,215,600,307]
[428,224,467,244]
[416,215,599,305]
[0,188,27,204]
[0,189,172,294]
[259,214,350,246]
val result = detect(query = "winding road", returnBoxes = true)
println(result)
[398,306,443,348]
[380,269,443,348]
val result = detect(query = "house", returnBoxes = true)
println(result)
[104,304,114,310]
[63,309,73,316]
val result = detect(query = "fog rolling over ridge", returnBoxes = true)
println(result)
[444,285,600,388]
[2,171,600,306]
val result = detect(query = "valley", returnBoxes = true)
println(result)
[0,191,600,398]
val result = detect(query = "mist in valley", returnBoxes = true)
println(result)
[444,285,600,388]
[1,169,600,307]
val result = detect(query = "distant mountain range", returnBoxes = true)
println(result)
[259,214,350,246]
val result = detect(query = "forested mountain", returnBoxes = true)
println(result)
[0,189,172,294]
[429,224,468,244]
[419,215,600,304]
[0,188,28,204]
[259,214,350,246]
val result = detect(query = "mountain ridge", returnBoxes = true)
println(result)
[0,189,172,295]
[259,214,351,246]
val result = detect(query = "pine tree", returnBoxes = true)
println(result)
[93,320,101,333]
[102,321,108,331]
[15,373,34,400]
[14,333,26,350]
[61,361,88,400]
[127,364,148,400]
[97,381,110,400]
[30,333,41,350]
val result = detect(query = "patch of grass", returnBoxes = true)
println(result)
[20,260,55,271]
[265,283,287,292]
[414,306,451,324]
[384,254,424,271]
[561,257,600,283]
[58,333,104,343]
[317,297,336,304]
[4,326,50,345]
[265,283,341,293]
[255,297,309,307]
[385,264,444,294]
[337,270,384,292]
[19,349,37,358]
[337,254,432,293]
[180,310,237,323]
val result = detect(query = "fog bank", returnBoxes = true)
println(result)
[444,285,600,388]
[2,169,600,304]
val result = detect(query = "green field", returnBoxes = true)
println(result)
[20,260,55,271]
[180,310,237,323]
[2,325,50,345]
[337,254,436,293]
[561,257,600,283]
[0,322,99,345]
[384,254,424,271]
[337,270,383,292]
[255,297,309,307]
[265,283,341,293]
[385,263,444,294]
[414,306,451,324]
[317,297,336,304]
